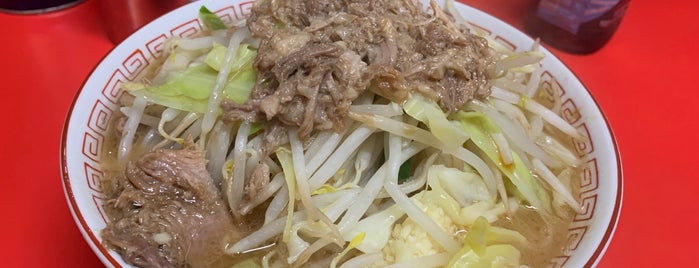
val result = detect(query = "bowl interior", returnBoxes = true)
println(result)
[61,0,621,267]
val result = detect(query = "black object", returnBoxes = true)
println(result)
[525,0,631,54]
[0,0,82,14]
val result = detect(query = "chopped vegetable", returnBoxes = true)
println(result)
[199,6,227,30]
[421,165,509,226]
[403,93,469,147]
[430,165,492,207]
[456,111,553,213]
[230,258,262,268]
[343,205,405,253]
[398,160,412,181]
[205,43,257,72]
[128,44,257,113]
[447,244,523,268]
[447,217,527,268]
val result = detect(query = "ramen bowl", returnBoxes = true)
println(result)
[61,0,622,267]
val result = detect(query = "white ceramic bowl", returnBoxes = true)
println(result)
[61,0,622,267]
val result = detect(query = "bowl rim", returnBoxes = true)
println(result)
[577,82,623,267]
[60,56,122,267]
[59,0,624,267]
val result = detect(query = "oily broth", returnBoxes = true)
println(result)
[506,77,584,266]
[494,205,576,266]
[471,153,581,267]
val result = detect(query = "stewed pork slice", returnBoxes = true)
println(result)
[101,142,240,268]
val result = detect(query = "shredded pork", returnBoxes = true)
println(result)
[222,0,495,140]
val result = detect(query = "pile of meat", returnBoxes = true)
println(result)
[222,0,495,140]
[101,142,239,268]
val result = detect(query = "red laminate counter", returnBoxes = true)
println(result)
[1,0,697,267]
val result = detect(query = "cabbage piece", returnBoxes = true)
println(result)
[484,225,527,249]
[207,42,258,104]
[129,44,257,113]
[447,244,522,268]
[129,64,216,113]
[465,215,489,256]
[230,258,262,268]
[403,93,469,147]
[199,6,227,30]
[455,111,552,213]
[343,204,405,253]
[223,64,257,104]
[447,217,526,268]
[204,42,228,71]
[205,42,256,72]
[421,165,506,226]
[430,165,491,206]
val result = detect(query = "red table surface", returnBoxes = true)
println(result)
[1,0,697,267]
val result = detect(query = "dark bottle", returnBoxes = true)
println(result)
[525,0,631,54]
[0,0,82,13]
